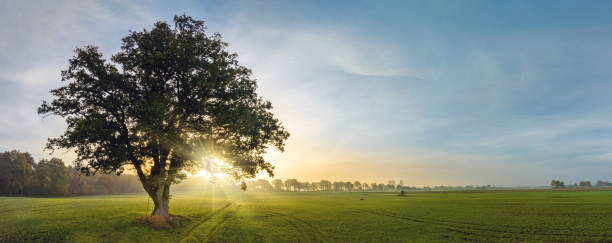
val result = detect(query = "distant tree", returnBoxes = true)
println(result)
[115,175,144,193]
[397,180,404,190]
[333,181,344,191]
[311,182,320,191]
[596,180,612,187]
[246,180,256,190]
[550,180,565,188]
[319,180,331,191]
[301,182,312,191]
[33,158,71,196]
[387,180,396,191]
[82,173,103,194]
[254,179,273,191]
[67,166,85,195]
[0,150,35,196]
[579,181,592,187]
[362,183,369,191]
[353,181,361,191]
[285,179,299,192]
[345,181,353,191]
[294,181,304,191]
[272,179,284,191]
[97,175,118,194]
[37,15,289,222]
[371,183,377,191]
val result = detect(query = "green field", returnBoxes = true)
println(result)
[2,189,612,242]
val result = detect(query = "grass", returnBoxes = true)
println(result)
[2,189,612,242]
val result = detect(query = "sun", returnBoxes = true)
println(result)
[193,158,229,179]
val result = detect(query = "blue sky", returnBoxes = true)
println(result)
[2,0,612,186]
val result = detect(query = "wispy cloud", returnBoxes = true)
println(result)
[0,0,156,161]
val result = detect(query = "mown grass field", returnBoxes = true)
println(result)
[2,189,612,242]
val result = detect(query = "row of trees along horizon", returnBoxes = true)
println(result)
[5,149,612,197]
[550,179,612,188]
[1,150,497,196]
[0,150,143,196]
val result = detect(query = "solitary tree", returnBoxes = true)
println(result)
[38,15,289,222]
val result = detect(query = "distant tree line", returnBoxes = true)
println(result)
[245,179,406,192]
[550,179,612,188]
[245,179,497,192]
[0,150,143,197]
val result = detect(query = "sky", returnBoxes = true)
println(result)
[2,0,612,186]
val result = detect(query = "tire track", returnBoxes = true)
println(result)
[178,202,232,243]
[359,209,612,240]
[202,204,241,242]
[259,207,323,242]
[286,215,323,239]
[0,202,70,214]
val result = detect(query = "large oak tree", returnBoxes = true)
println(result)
[39,15,289,222]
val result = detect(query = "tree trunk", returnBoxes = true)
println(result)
[150,183,171,222]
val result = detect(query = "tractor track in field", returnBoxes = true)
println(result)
[0,202,71,214]
[259,207,323,242]
[178,202,233,243]
[201,204,241,241]
[359,209,612,241]
[280,217,324,242]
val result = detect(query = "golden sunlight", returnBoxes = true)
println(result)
[192,158,229,179]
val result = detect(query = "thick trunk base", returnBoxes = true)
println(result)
[147,184,171,225]
[151,199,170,220]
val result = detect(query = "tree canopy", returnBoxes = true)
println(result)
[32,158,72,196]
[38,15,289,221]
[0,150,34,196]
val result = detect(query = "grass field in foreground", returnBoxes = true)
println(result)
[2,189,612,242]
